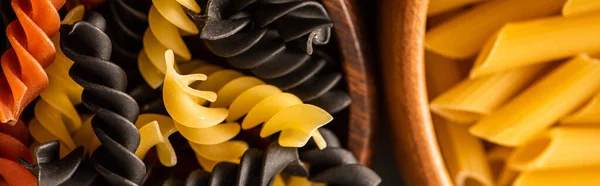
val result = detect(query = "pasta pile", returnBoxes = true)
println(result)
[0,0,381,185]
[426,0,600,185]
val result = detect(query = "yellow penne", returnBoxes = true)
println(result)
[513,167,600,186]
[431,64,547,124]
[562,0,600,17]
[470,12,600,78]
[487,146,519,186]
[560,93,600,124]
[426,52,493,186]
[427,0,486,17]
[434,117,494,186]
[426,0,564,59]
[469,55,600,146]
[508,126,600,171]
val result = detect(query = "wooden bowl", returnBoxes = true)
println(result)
[378,0,453,185]
[322,0,379,165]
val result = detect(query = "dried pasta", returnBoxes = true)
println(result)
[135,113,177,167]
[513,167,600,186]
[427,0,486,17]
[425,0,564,60]
[487,146,519,186]
[560,92,600,124]
[28,5,85,157]
[431,64,548,124]
[470,12,600,78]
[138,0,199,88]
[508,126,600,171]
[0,0,66,125]
[426,52,493,186]
[163,50,332,170]
[470,55,600,146]
[562,0,600,16]
[0,121,35,186]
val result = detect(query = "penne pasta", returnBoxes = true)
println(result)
[470,12,600,78]
[508,126,600,171]
[562,0,600,17]
[560,93,600,124]
[431,64,548,124]
[426,52,493,186]
[487,146,519,186]
[469,55,600,146]
[426,0,564,60]
[513,167,600,186]
[427,0,486,17]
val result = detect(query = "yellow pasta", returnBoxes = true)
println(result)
[560,93,600,124]
[426,52,493,186]
[135,114,177,167]
[562,0,600,16]
[470,12,600,78]
[427,0,486,17]
[487,146,519,186]
[426,0,564,59]
[508,126,600,171]
[431,64,547,124]
[469,55,600,146]
[138,0,200,88]
[513,167,600,186]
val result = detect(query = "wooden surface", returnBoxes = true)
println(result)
[323,0,378,165]
[378,0,453,185]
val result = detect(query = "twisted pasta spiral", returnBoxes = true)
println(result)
[0,0,66,125]
[28,5,86,157]
[61,13,146,185]
[183,129,381,186]
[163,50,331,170]
[138,0,200,88]
[0,121,35,186]
[1,0,14,52]
[199,0,351,114]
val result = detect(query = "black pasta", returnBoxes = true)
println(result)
[196,0,351,114]
[21,11,147,186]
[106,0,151,62]
[181,129,381,186]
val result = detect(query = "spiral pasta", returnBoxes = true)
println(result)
[1,0,15,53]
[0,0,66,125]
[61,13,146,185]
[199,0,351,114]
[28,5,86,157]
[183,129,381,186]
[137,0,200,88]
[135,113,178,167]
[0,120,35,186]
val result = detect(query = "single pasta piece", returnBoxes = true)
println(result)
[469,54,600,146]
[508,126,600,171]
[135,114,177,167]
[513,167,600,186]
[470,12,600,78]
[560,93,600,124]
[487,146,519,186]
[426,0,564,59]
[562,0,600,16]
[431,64,548,124]
[426,52,492,186]
[427,0,486,17]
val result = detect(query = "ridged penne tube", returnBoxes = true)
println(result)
[426,0,564,59]
[508,127,600,171]
[434,117,493,186]
[487,147,519,186]
[427,0,486,17]
[469,55,600,146]
[513,167,600,186]
[562,0,600,16]
[431,64,547,124]
[470,12,600,77]
[426,52,493,186]
[560,93,600,124]
[135,114,177,167]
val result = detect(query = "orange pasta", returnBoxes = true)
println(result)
[0,0,66,125]
[0,121,35,186]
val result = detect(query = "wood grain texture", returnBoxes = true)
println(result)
[322,0,378,165]
[378,0,453,185]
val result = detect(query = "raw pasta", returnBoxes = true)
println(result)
[0,121,35,186]
[0,0,66,125]
[487,146,519,186]
[513,167,600,186]
[562,0,600,16]
[135,114,177,167]
[469,54,600,146]
[560,92,600,124]
[470,12,600,78]
[427,0,486,17]
[426,0,564,59]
